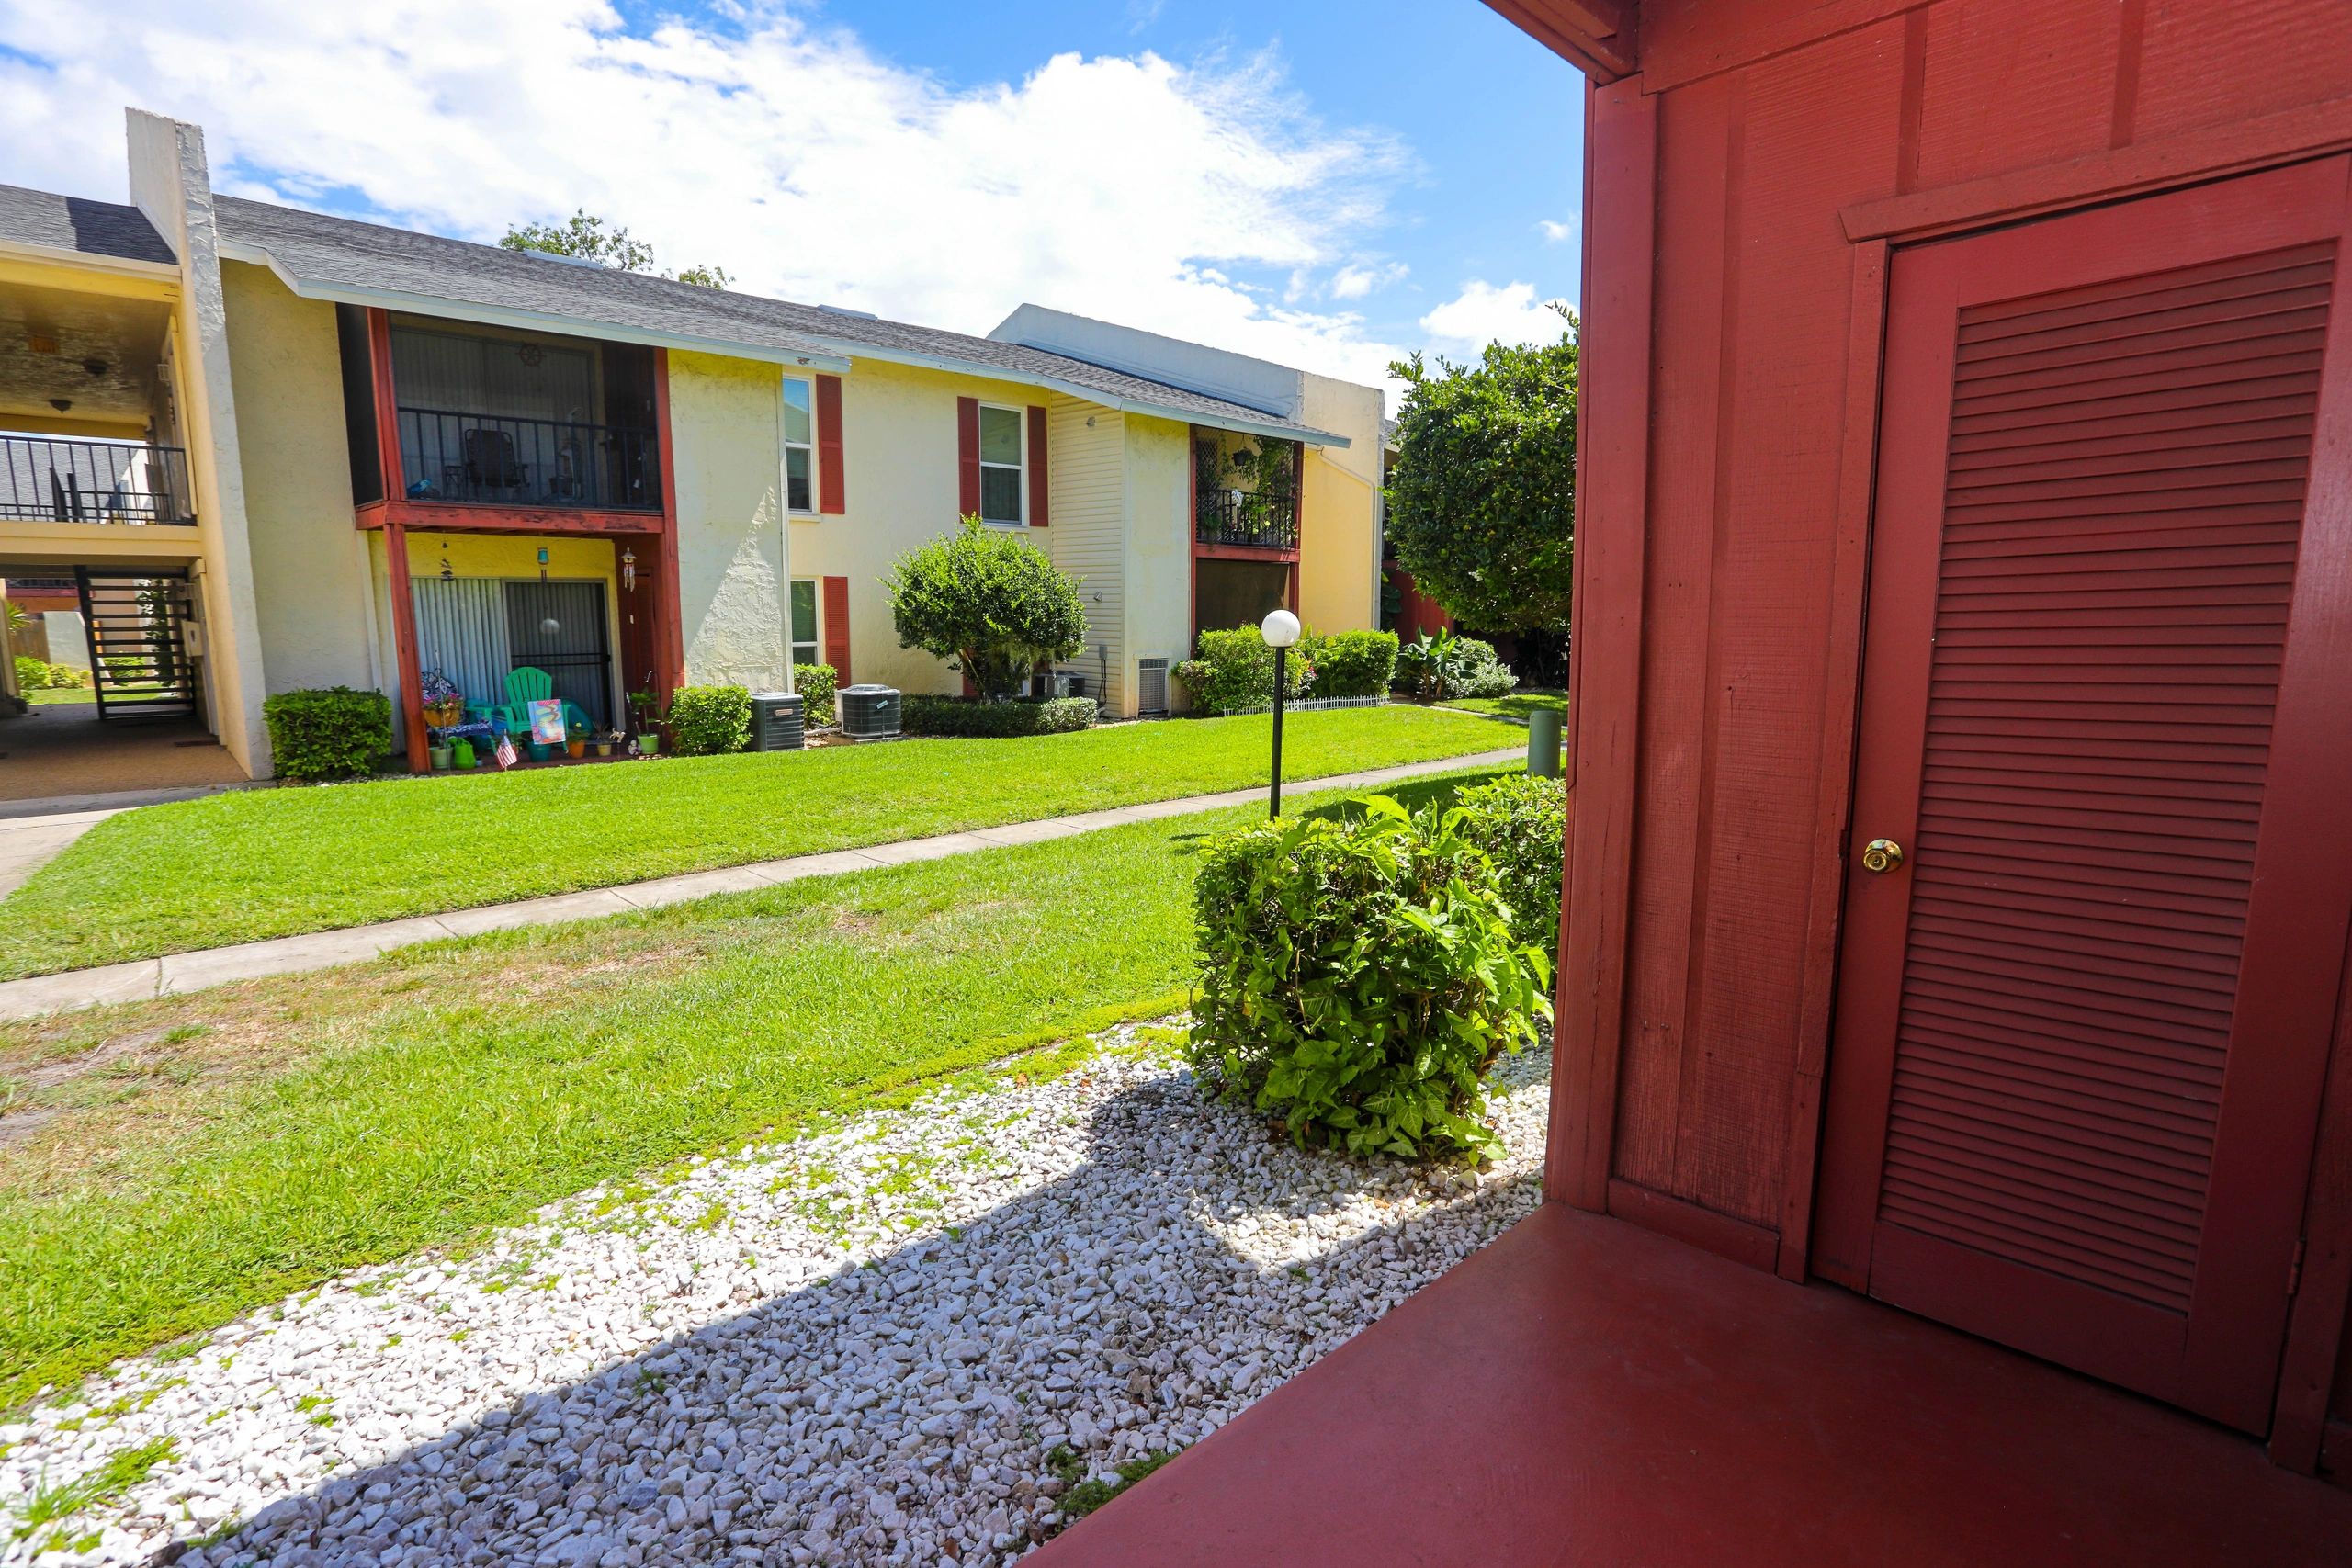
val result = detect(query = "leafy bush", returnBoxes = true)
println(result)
[1302,629,1396,698]
[1173,626,1310,716]
[886,516,1088,701]
[1395,630,1518,701]
[265,686,390,783]
[793,662,839,728]
[1449,637,1519,698]
[901,694,1098,737]
[14,656,88,691]
[667,684,752,755]
[1453,774,1567,950]
[1189,795,1551,1160]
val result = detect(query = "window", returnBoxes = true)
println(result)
[978,403,1024,525]
[782,378,815,513]
[789,579,820,670]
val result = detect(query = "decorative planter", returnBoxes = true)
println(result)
[428,745,452,771]
[594,741,613,757]
[638,733,661,756]
[529,741,554,762]
[566,739,587,759]
[453,740,476,769]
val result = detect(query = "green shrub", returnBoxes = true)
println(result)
[667,684,752,755]
[886,516,1088,701]
[1303,629,1397,699]
[901,694,1097,737]
[793,662,839,727]
[1453,774,1567,950]
[14,656,89,692]
[1449,637,1519,698]
[1189,795,1551,1160]
[264,686,391,783]
[1173,626,1310,716]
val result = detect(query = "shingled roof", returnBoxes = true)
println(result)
[0,185,175,266]
[209,197,1346,446]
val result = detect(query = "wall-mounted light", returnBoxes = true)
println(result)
[620,547,637,594]
[48,398,71,412]
[537,546,550,585]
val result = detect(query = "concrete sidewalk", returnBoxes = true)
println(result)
[0,748,1522,1023]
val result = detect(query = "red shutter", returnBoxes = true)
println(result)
[816,374,845,515]
[956,396,981,518]
[822,575,851,685]
[1027,405,1049,526]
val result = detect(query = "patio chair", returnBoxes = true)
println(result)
[481,665,591,738]
[458,427,528,498]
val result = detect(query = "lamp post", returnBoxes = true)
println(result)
[1261,607,1301,818]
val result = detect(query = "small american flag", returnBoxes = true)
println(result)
[493,733,518,770]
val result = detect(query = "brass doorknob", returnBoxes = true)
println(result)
[1860,838,1905,874]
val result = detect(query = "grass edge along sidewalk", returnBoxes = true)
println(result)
[0,705,1508,981]
[0,765,1510,1411]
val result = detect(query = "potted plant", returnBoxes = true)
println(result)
[628,689,664,756]
[417,668,466,729]
[593,728,615,758]
[566,724,588,760]
[429,741,453,771]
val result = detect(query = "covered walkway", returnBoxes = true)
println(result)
[0,698,243,802]
[1035,1202,2352,1566]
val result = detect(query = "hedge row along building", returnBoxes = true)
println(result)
[0,110,1385,781]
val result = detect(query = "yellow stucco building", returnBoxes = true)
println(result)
[3,111,1385,785]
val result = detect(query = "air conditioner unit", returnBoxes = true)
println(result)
[836,683,902,739]
[1136,658,1170,716]
[749,692,804,751]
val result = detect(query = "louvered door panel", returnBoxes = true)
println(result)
[1816,159,2352,1435]
[1879,243,2326,1317]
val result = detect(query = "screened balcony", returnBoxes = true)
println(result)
[1193,429,1301,550]
[394,408,657,511]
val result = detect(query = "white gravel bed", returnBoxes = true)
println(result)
[1,1023,1550,1567]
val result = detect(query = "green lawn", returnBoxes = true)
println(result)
[0,766,1507,1408]
[1442,690,1566,722]
[22,689,94,706]
[0,705,1511,980]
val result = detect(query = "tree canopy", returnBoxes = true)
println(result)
[500,210,733,290]
[886,517,1089,701]
[1385,312,1577,634]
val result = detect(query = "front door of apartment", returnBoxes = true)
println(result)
[1813,160,2352,1434]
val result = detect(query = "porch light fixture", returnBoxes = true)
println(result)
[439,542,453,583]
[620,547,637,594]
[537,546,550,585]
[1261,607,1301,818]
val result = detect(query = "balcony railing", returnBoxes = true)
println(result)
[1196,487,1300,550]
[0,434,195,525]
[397,408,661,512]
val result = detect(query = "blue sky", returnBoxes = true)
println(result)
[0,0,1585,400]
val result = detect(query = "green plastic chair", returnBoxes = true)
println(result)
[485,666,592,738]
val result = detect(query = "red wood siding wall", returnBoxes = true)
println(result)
[1547,0,2352,1443]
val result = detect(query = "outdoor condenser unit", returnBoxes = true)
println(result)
[749,692,805,751]
[1136,658,1170,716]
[836,683,902,739]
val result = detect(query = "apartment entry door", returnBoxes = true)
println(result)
[1813,159,2352,1435]
[504,579,614,730]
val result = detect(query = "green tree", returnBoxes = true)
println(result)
[500,210,731,289]
[1385,310,1577,633]
[886,517,1088,701]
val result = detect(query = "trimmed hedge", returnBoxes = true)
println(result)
[14,656,88,692]
[1452,773,1567,950]
[901,694,1098,738]
[1448,637,1519,698]
[1303,629,1397,698]
[265,686,391,783]
[668,684,752,755]
[1173,626,1310,716]
[1190,793,1551,1160]
[793,662,839,728]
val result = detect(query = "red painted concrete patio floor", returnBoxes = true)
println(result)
[1032,1201,2352,1566]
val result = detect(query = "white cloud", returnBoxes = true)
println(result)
[1538,215,1578,243]
[1419,279,1570,353]
[1329,260,1407,299]
[0,0,1420,388]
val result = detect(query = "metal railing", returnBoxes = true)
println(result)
[0,434,195,525]
[397,408,661,511]
[1196,488,1300,550]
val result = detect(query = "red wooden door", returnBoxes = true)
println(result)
[1815,160,2352,1434]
